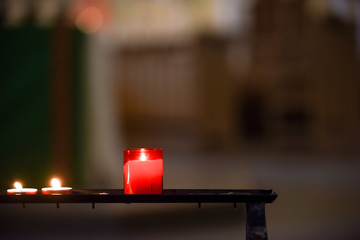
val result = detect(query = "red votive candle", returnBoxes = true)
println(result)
[123,148,163,194]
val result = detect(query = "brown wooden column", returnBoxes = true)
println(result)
[51,17,72,183]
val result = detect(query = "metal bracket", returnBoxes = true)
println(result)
[246,203,268,240]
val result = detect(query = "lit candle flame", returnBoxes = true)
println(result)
[51,178,61,189]
[140,153,147,161]
[14,182,23,190]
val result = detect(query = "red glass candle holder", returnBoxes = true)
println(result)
[123,148,163,194]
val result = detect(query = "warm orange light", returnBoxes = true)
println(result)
[75,7,104,34]
[139,154,147,161]
[7,181,38,195]
[41,178,72,195]
[139,148,147,161]
[51,178,61,189]
[14,182,23,190]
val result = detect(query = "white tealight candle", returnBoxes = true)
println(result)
[7,182,38,195]
[41,178,72,195]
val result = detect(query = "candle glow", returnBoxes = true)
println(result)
[51,178,61,189]
[140,152,147,161]
[124,148,163,194]
[41,178,72,195]
[7,181,38,195]
[14,182,23,190]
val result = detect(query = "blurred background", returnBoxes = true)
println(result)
[1,0,360,239]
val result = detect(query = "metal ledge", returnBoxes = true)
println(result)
[0,189,277,204]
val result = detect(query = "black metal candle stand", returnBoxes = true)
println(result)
[0,189,277,240]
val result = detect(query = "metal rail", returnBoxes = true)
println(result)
[0,189,277,240]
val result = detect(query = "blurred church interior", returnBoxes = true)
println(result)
[1,0,360,239]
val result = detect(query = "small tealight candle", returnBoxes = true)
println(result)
[7,182,38,195]
[41,178,72,195]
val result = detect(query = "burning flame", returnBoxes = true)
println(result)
[14,182,23,190]
[51,178,61,189]
[140,149,147,161]
[140,153,147,161]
